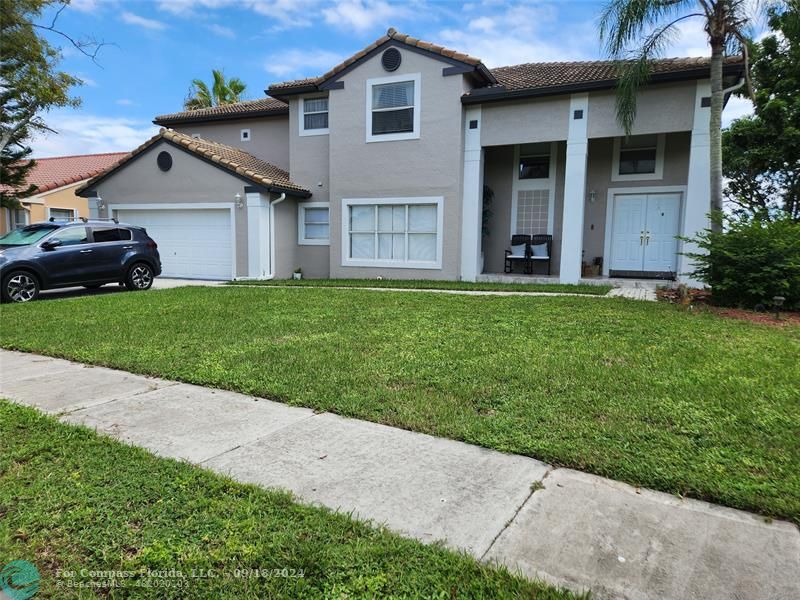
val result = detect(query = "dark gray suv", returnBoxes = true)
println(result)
[0,219,162,303]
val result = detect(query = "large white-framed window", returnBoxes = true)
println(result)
[611,133,665,181]
[47,207,77,221]
[366,73,421,143]
[510,142,557,237]
[299,96,329,136]
[342,197,443,269]
[298,202,330,245]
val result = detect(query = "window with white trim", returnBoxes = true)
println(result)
[343,198,442,268]
[48,207,76,221]
[612,134,665,181]
[300,97,329,135]
[511,142,556,237]
[298,202,329,245]
[366,73,420,142]
[240,128,251,141]
[10,208,29,230]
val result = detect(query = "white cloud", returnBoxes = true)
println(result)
[158,0,321,29]
[322,0,406,32]
[121,11,167,31]
[723,95,754,128]
[667,18,710,57]
[205,23,235,38]
[264,48,344,78]
[116,99,136,106]
[29,111,158,158]
[69,0,102,13]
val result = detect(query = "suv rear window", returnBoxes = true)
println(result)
[92,227,132,242]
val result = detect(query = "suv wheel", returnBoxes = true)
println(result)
[2,271,40,303]
[125,263,154,291]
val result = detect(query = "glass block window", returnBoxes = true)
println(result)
[516,190,550,235]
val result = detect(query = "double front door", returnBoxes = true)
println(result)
[610,193,681,276]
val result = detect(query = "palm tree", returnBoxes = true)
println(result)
[184,69,247,110]
[599,0,771,219]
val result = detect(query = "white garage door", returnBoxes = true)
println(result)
[115,208,233,280]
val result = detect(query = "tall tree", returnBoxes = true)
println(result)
[1,0,104,210]
[184,70,247,110]
[723,3,800,220]
[600,1,766,225]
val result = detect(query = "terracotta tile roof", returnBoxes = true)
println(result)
[1,152,129,195]
[76,129,309,197]
[268,27,490,93]
[482,56,745,94]
[153,98,288,125]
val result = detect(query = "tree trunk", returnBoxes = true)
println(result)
[709,43,725,232]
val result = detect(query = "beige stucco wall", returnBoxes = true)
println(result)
[32,184,90,221]
[90,140,252,277]
[326,47,466,280]
[173,116,290,171]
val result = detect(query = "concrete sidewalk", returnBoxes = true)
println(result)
[1,350,797,599]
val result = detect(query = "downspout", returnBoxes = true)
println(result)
[267,192,286,279]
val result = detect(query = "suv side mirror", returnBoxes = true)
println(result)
[41,238,63,250]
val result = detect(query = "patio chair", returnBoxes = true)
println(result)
[504,234,532,274]
[528,234,552,275]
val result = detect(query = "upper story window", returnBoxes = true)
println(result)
[240,129,251,142]
[366,73,421,143]
[300,97,329,136]
[298,202,330,245]
[518,143,551,180]
[612,134,665,181]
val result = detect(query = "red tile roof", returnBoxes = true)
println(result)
[6,153,129,195]
[153,97,288,126]
[76,129,309,197]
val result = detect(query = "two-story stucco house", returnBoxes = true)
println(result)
[77,28,743,285]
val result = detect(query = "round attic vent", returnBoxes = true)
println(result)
[157,151,173,172]
[381,47,401,72]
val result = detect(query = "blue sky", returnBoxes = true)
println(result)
[32,0,758,157]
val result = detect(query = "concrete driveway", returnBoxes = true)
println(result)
[37,278,223,301]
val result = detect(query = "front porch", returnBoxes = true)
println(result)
[460,85,712,286]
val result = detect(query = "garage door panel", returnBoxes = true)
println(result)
[115,208,232,280]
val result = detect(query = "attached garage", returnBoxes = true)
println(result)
[114,206,234,280]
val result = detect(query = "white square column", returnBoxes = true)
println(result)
[246,192,271,279]
[559,93,589,284]
[679,80,712,287]
[460,106,484,282]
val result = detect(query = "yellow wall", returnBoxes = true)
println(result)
[2,183,89,233]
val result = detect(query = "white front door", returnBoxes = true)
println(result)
[610,193,681,274]
[115,208,233,280]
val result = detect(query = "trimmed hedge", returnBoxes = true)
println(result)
[684,214,800,308]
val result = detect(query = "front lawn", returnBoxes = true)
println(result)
[229,277,613,295]
[1,287,798,522]
[0,402,572,599]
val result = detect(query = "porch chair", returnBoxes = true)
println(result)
[504,234,532,274]
[528,234,552,275]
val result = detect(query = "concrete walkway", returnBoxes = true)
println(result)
[1,350,796,599]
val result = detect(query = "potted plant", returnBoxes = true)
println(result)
[292,267,302,280]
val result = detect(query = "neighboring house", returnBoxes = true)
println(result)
[77,28,743,284]
[1,153,128,234]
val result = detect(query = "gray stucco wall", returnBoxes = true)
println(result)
[271,199,331,279]
[326,47,466,280]
[173,116,290,171]
[91,140,251,277]
[588,82,696,138]
[481,96,570,148]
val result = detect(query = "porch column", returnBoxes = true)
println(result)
[679,80,712,287]
[460,106,484,282]
[246,191,270,279]
[559,93,589,284]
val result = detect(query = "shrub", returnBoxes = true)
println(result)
[683,213,800,308]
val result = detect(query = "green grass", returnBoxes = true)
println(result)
[0,402,574,599]
[1,287,799,523]
[229,277,613,295]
